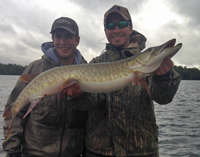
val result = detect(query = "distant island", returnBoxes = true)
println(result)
[0,63,200,80]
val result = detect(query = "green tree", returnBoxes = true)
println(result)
[0,63,26,75]
[174,65,200,80]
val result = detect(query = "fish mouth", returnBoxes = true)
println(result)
[134,38,182,68]
[158,39,182,57]
[160,39,176,53]
[161,39,182,52]
[165,39,176,48]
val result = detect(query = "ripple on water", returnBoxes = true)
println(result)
[0,77,200,156]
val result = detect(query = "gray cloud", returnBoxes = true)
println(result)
[0,0,199,69]
[171,0,200,20]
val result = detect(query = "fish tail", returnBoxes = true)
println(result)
[5,118,14,141]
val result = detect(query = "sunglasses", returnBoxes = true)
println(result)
[105,21,129,30]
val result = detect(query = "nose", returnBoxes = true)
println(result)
[113,25,121,33]
[60,37,68,44]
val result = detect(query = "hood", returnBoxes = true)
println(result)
[41,42,82,65]
[122,30,147,56]
[130,30,147,51]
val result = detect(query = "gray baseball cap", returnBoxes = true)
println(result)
[50,17,79,35]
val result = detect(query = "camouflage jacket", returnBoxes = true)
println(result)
[85,30,181,157]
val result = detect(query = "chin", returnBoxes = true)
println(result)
[110,39,123,46]
[112,42,124,48]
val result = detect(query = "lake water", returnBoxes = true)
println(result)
[0,75,199,157]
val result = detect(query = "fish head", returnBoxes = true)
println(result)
[128,39,182,73]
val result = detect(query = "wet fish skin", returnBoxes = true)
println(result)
[3,38,182,141]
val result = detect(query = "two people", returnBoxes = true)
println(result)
[3,5,181,157]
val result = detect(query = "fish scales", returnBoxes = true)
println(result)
[3,39,182,141]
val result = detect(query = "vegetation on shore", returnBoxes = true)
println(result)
[0,63,200,80]
[0,63,26,75]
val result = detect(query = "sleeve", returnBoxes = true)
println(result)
[89,49,110,63]
[89,56,102,64]
[149,69,181,104]
[5,152,21,157]
[2,63,40,154]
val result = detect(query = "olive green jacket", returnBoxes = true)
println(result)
[85,30,181,157]
[3,54,104,157]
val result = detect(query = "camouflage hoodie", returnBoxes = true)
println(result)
[85,30,181,157]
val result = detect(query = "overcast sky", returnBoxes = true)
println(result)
[0,0,199,69]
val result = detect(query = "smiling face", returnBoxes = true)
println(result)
[105,12,132,48]
[52,28,80,65]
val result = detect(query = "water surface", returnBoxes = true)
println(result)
[0,75,199,156]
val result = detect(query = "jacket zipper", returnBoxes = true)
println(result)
[57,97,67,157]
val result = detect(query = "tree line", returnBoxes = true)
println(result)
[0,63,26,75]
[0,63,200,80]
[174,66,200,80]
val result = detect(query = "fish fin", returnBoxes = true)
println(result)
[23,97,43,119]
[3,103,13,119]
[132,72,151,98]
[59,88,68,98]
[59,79,78,98]
[132,72,140,86]
[20,73,40,83]
[61,79,78,89]
[139,78,151,98]
[5,118,15,141]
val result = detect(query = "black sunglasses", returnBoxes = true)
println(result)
[105,21,129,30]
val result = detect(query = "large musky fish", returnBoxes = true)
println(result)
[3,39,182,141]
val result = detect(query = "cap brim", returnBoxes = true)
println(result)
[105,11,130,23]
[50,26,76,35]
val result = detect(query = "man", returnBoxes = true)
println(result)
[83,5,181,157]
[3,17,101,157]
